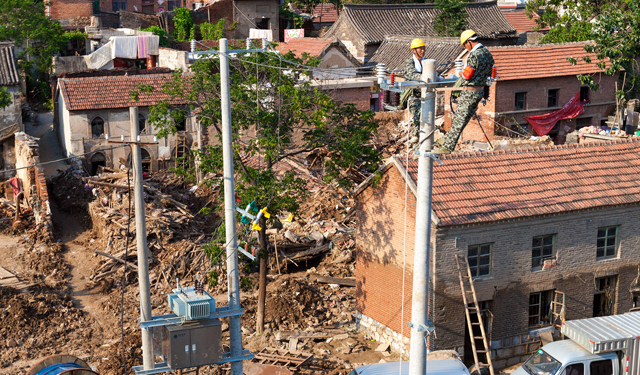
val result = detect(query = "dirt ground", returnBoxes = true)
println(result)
[0,112,404,374]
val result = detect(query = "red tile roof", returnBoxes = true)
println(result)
[276,38,333,58]
[487,42,611,81]
[292,3,338,23]
[501,11,549,33]
[397,139,640,227]
[58,74,187,111]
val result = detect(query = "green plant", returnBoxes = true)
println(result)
[173,8,194,41]
[279,8,305,28]
[434,0,467,36]
[240,276,252,291]
[200,19,226,40]
[140,26,170,47]
[0,87,11,109]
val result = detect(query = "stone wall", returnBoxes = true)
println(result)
[14,132,51,230]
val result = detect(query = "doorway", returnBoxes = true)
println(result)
[90,152,106,176]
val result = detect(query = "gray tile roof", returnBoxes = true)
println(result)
[0,44,19,86]
[323,1,516,45]
[367,36,465,73]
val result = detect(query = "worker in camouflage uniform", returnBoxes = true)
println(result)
[403,38,426,144]
[432,30,495,155]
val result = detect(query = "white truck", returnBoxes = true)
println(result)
[514,311,640,375]
[351,359,471,375]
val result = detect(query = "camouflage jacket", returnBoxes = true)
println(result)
[404,56,423,98]
[461,45,494,87]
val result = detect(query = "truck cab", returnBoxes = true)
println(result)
[512,341,619,375]
[351,359,471,375]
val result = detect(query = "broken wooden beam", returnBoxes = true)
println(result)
[315,276,356,287]
[94,250,138,271]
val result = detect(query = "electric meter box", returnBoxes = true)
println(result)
[153,318,222,370]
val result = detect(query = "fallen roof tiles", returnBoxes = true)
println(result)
[397,139,640,227]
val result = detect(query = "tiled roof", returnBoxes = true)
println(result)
[487,42,610,81]
[276,38,333,58]
[58,74,186,111]
[366,36,465,73]
[291,3,339,23]
[0,44,19,86]
[323,1,516,45]
[397,139,640,227]
[501,11,549,33]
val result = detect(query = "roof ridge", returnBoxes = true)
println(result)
[488,40,595,49]
[60,73,174,82]
[344,0,497,9]
[439,137,640,160]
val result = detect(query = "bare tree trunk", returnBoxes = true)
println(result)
[256,216,268,334]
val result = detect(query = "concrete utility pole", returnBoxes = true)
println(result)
[220,38,244,375]
[130,106,155,371]
[408,59,437,375]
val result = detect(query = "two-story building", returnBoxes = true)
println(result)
[443,41,618,146]
[54,70,200,174]
[354,139,640,369]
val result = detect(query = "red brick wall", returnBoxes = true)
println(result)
[443,74,618,145]
[49,0,93,20]
[323,87,371,112]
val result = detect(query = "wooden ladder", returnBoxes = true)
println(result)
[551,291,566,339]
[175,132,189,166]
[455,254,495,375]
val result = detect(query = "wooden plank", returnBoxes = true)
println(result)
[289,243,331,260]
[315,276,356,287]
[94,250,138,270]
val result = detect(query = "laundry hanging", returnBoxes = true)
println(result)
[249,28,273,41]
[85,41,113,69]
[524,92,585,136]
[111,36,138,59]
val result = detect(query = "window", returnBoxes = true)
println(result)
[138,114,147,134]
[532,234,556,269]
[593,276,616,317]
[580,86,590,103]
[589,359,613,375]
[529,290,554,327]
[576,117,592,129]
[597,226,618,259]
[167,0,178,10]
[515,92,526,110]
[112,1,126,11]
[91,117,105,138]
[468,243,491,278]
[256,18,270,29]
[547,89,559,107]
[562,364,584,375]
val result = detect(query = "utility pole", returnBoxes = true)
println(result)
[220,38,244,375]
[130,106,155,371]
[408,59,437,375]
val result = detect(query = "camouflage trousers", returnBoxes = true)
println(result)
[442,90,483,151]
[408,96,421,137]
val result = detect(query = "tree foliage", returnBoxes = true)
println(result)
[527,0,640,98]
[173,8,195,41]
[141,26,171,47]
[0,0,66,78]
[434,0,467,37]
[134,43,380,272]
[200,19,226,40]
[0,87,12,109]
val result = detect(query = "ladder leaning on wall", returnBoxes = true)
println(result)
[455,254,495,375]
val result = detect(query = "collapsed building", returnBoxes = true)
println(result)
[354,139,640,369]
[53,70,201,174]
[0,43,26,177]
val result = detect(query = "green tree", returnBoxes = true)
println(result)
[0,87,12,109]
[0,0,66,82]
[141,26,171,47]
[173,8,195,41]
[133,45,380,293]
[200,19,226,40]
[434,0,467,37]
[527,0,640,98]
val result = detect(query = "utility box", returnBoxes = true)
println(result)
[155,318,222,370]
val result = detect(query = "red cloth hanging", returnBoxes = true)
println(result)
[525,92,585,135]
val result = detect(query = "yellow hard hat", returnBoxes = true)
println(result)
[460,30,477,45]
[410,38,425,49]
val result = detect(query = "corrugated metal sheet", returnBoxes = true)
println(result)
[562,312,640,354]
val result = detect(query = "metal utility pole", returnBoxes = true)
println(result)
[220,38,244,375]
[408,59,437,375]
[130,106,155,371]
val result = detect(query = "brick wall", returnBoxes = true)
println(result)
[443,74,618,145]
[356,162,640,365]
[49,0,94,21]
[322,87,371,112]
[14,133,51,227]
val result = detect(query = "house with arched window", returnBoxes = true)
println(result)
[54,70,201,175]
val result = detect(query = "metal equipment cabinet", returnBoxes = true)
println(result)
[159,318,222,370]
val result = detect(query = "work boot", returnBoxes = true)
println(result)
[408,136,419,144]
[435,138,445,146]
[431,146,452,155]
